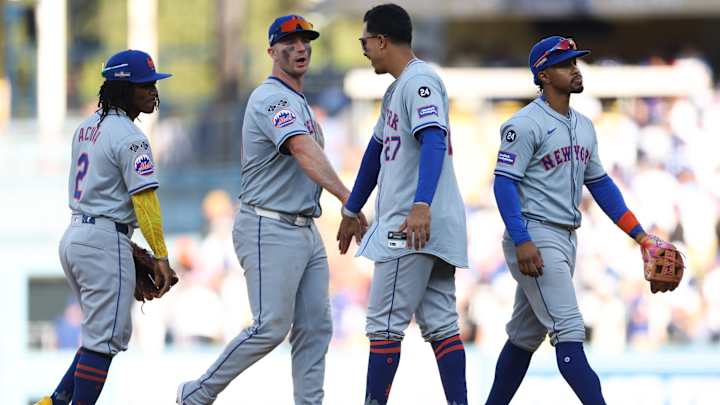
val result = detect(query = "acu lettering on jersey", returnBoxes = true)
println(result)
[78,125,101,144]
[541,144,592,170]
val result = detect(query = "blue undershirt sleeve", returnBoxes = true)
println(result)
[414,126,446,205]
[586,175,644,238]
[344,137,382,213]
[494,174,531,245]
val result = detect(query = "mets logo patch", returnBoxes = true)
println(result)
[134,154,155,176]
[417,105,439,118]
[497,151,517,165]
[273,109,297,128]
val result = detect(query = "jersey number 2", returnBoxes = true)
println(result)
[73,153,89,200]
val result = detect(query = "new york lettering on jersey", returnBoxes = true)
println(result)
[493,99,605,227]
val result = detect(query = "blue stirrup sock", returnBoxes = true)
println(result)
[485,340,533,405]
[555,342,606,405]
[365,340,401,405]
[431,335,467,405]
[51,348,83,405]
[72,348,113,405]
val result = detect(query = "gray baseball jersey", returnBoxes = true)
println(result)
[494,98,607,349]
[68,110,160,226]
[357,59,468,268]
[239,76,325,217]
[178,76,332,405]
[58,109,156,355]
[494,98,606,228]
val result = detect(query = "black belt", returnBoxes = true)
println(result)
[525,217,577,232]
[80,215,130,236]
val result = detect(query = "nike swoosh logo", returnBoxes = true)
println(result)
[101,63,129,72]
[548,128,557,135]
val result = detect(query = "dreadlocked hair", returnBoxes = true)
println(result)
[97,80,134,125]
[96,80,160,125]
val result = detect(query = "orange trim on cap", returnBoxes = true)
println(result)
[617,211,640,234]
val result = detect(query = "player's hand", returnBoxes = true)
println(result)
[154,259,177,296]
[337,213,366,255]
[357,211,369,232]
[399,203,431,250]
[516,241,544,277]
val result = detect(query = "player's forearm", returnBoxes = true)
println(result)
[131,189,169,259]
[585,175,644,239]
[494,175,531,245]
[288,136,350,203]
[414,126,446,205]
[345,137,382,213]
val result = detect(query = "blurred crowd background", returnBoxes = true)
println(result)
[2,0,720,403]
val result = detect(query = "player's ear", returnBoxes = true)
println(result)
[378,34,387,50]
[267,46,274,59]
[538,71,550,86]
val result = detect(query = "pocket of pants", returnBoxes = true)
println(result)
[72,241,105,252]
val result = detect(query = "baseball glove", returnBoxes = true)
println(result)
[131,241,178,302]
[639,234,684,293]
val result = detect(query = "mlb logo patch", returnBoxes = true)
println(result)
[134,154,155,176]
[417,105,438,118]
[114,71,131,78]
[497,151,517,165]
[273,109,297,129]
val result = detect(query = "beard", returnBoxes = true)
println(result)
[569,75,584,94]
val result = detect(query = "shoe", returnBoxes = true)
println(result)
[34,396,52,405]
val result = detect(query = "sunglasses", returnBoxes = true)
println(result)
[358,34,383,51]
[278,16,314,33]
[533,38,577,69]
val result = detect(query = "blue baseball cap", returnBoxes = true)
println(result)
[529,36,590,85]
[101,50,172,83]
[268,14,319,46]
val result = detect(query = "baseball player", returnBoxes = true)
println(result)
[486,36,680,405]
[35,50,175,405]
[336,4,468,405]
[177,15,365,405]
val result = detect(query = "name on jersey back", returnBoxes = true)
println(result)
[78,125,101,144]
